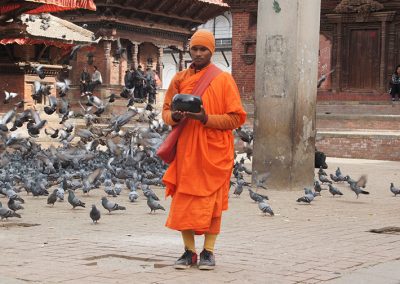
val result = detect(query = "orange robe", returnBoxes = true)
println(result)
[162,64,246,235]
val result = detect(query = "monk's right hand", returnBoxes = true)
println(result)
[171,111,184,122]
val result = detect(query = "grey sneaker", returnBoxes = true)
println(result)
[174,250,197,269]
[198,249,216,270]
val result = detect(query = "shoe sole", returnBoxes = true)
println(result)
[173,264,192,270]
[198,265,215,270]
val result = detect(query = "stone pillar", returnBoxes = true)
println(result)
[334,21,342,92]
[380,20,387,91]
[157,47,164,81]
[252,0,321,190]
[132,43,138,69]
[103,40,112,85]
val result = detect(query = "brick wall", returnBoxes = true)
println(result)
[316,135,400,161]
[231,11,257,103]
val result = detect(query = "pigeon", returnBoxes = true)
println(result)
[33,65,45,79]
[328,184,343,197]
[47,189,58,206]
[90,205,101,224]
[3,91,18,104]
[56,79,71,97]
[335,167,342,177]
[296,188,315,204]
[101,197,126,213]
[314,181,327,193]
[128,190,139,202]
[56,187,64,201]
[142,186,160,201]
[330,173,341,183]
[248,188,269,202]
[7,198,24,212]
[390,183,400,196]
[258,200,274,216]
[318,166,327,177]
[318,173,332,184]
[146,196,165,213]
[0,207,21,220]
[347,180,369,198]
[67,190,85,208]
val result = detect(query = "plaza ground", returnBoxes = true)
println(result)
[0,157,400,283]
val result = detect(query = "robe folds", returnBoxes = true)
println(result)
[162,64,246,234]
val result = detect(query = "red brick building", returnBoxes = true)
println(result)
[227,0,400,104]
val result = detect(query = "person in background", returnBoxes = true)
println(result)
[79,66,91,95]
[124,68,134,89]
[133,65,145,99]
[89,65,102,93]
[145,68,156,104]
[390,65,400,101]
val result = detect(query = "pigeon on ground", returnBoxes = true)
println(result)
[318,173,332,184]
[67,190,85,208]
[248,188,268,202]
[129,190,139,202]
[142,186,160,201]
[347,180,369,198]
[146,196,165,213]
[56,187,64,201]
[314,181,327,193]
[47,189,58,206]
[90,205,101,224]
[318,166,327,177]
[0,207,21,220]
[101,197,126,213]
[258,200,274,216]
[7,198,24,212]
[296,188,315,204]
[390,183,400,196]
[328,184,343,197]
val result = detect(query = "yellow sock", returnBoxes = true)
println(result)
[181,230,196,253]
[204,233,218,253]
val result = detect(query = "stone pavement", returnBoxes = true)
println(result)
[1,157,400,284]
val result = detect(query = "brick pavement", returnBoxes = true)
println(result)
[1,157,400,283]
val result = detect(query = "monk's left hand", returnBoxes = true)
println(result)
[183,106,207,124]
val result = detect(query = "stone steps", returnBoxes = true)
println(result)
[316,102,400,161]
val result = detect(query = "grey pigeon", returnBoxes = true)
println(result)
[128,190,139,202]
[258,200,274,216]
[314,181,327,193]
[296,188,315,204]
[47,189,58,206]
[7,198,24,212]
[318,173,332,184]
[347,180,369,198]
[328,184,343,197]
[390,183,400,196]
[67,190,85,208]
[146,196,165,213]
[0,207,21,220]
[318,166,327,177]
[248,188,268,202]
[90,205,101,224]
[101,197,126,213]
[56,187,64,201]
[142,186,159,201]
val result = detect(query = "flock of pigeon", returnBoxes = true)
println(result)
[1,67,399,224]
[0,65,169,222]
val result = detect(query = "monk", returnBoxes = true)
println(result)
[161,29,246,270]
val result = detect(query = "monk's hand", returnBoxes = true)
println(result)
[183,106,208,124]
[171,110,184,122]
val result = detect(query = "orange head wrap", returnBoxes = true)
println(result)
[189,29,215,55]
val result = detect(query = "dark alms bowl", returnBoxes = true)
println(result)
[171,94,202,113]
